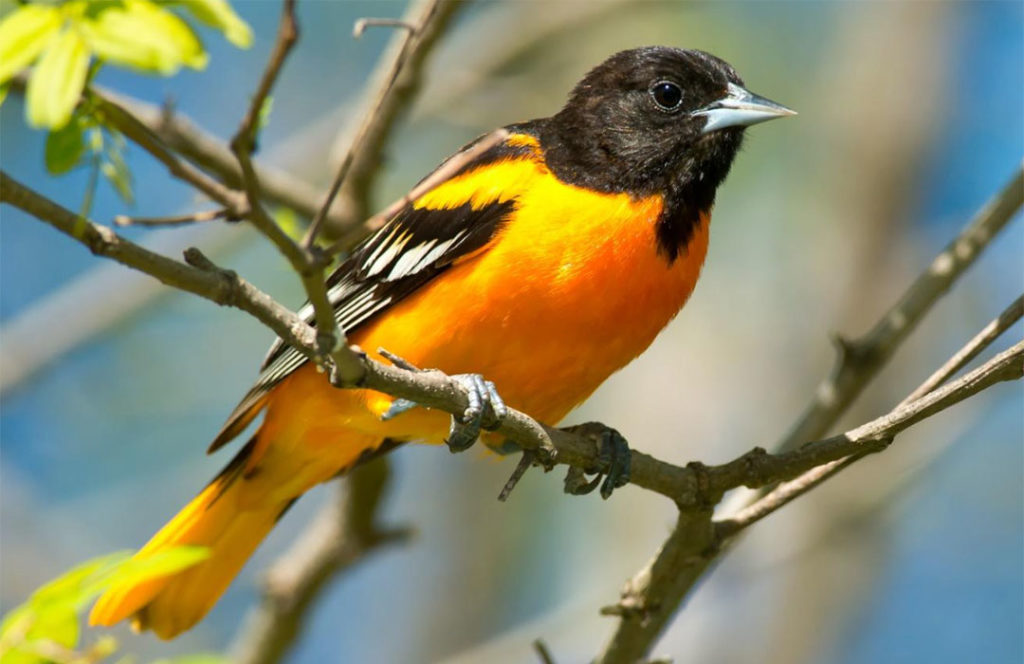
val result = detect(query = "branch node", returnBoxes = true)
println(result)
[533,638,556,664]
[498,450,536,502]
[684,460,718,508]
[183,246,218,271]
[600,594,657,625]
[378,347,420,372]
[353,18,417,39]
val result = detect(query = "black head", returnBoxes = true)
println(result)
[535,47,794,259]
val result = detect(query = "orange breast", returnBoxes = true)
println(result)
[265,138,710,449]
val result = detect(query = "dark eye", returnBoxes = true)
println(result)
[650,81,683,111]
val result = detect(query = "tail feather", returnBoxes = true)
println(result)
[89,443,284,639]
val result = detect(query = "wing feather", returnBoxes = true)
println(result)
[207,130,536,452]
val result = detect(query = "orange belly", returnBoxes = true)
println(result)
[259,165,710,469]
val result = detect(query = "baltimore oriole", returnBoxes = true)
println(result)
[89,46,794,638]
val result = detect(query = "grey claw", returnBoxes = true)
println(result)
[483,380,508,425]
[599,430,631,499]
[564,466,602,495]
[561,422,631,499]
[445,373,507,453]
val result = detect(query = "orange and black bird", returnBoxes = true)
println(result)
[90,46,794,638]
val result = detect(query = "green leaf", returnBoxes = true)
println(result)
[29,552,130,611]
[162,0,251,48]
[0,80,9,107]
[80,0,207,75]
[0,4,62,84]
[0,553,130,664]
[25,27,91,129]
[44,115,86,174]
[100,138,134,205]
[257,95,273,131]
[102,546,209,590]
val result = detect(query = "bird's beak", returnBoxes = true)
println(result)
[693,82,797,134]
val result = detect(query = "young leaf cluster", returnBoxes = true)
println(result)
[0,547,214,664]
[0,0,252,130]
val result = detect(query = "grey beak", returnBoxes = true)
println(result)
[693,82,797,134]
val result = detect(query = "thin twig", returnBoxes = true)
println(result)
[533,638,557,664]
[353,18,415,38]
[303,0,460,249]
[714,294,1024,538]
[231,459,412,664]
[498,450,536,502]
[716,339,1024,538]
[114,208,228,227]
[322,128,510,256]
[96,85,342,227]
[90,93,248,214]
[0,172,316,357]
[900,293,1023,405]
[777,165,1023,451]
[302,1,430,248]
[592,166,1023,664]
[225,0,362,380]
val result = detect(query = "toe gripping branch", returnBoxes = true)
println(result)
[379,349,508,453]
[561,422,632,499]
[377,351,629,501]
[444,373,508,452]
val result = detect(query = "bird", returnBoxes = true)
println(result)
[89,45,795,638]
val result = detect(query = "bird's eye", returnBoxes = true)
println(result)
[650,81,683,111]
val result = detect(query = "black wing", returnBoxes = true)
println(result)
[207,132,532,452]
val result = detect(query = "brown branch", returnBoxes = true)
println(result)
[5,166,1020,510]
[0,172,315,357]
[223,0,363,382]
[98,87,342,227]
[592,166,1023,664]
[89,93,249,215]
[777,165,1023,451]
[231,459,411,664]
[304,0,463,249]
[900,293,1023,405]
[322,128,510,256]
[594,339,1023,664]
[3,161,1019,525]
[114,208,228,227]
[714,294,1024,538]
[533,639,557,664]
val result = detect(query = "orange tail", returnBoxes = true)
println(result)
[89,442,286,639]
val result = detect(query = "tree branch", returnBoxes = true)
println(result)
[0,172,314,356]
[900,293,1022,405]
[714,293,1024,538]
[306,0,463,249]
[224,0,348,373]
[592,166,1023,664]
[231,459,411,664]
[777,164,1023,451]
[4,162,1021,517]
[97,87,343,228]
[90,93,249,216]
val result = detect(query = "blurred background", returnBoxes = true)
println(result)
[1,1,1022,663]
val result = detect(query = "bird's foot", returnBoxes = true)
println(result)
[561,422,631,499]
[444,373,507,452]
[381,371,507,453]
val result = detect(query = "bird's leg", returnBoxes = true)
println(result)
[377,348,507,453]
[561,422,632,499]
